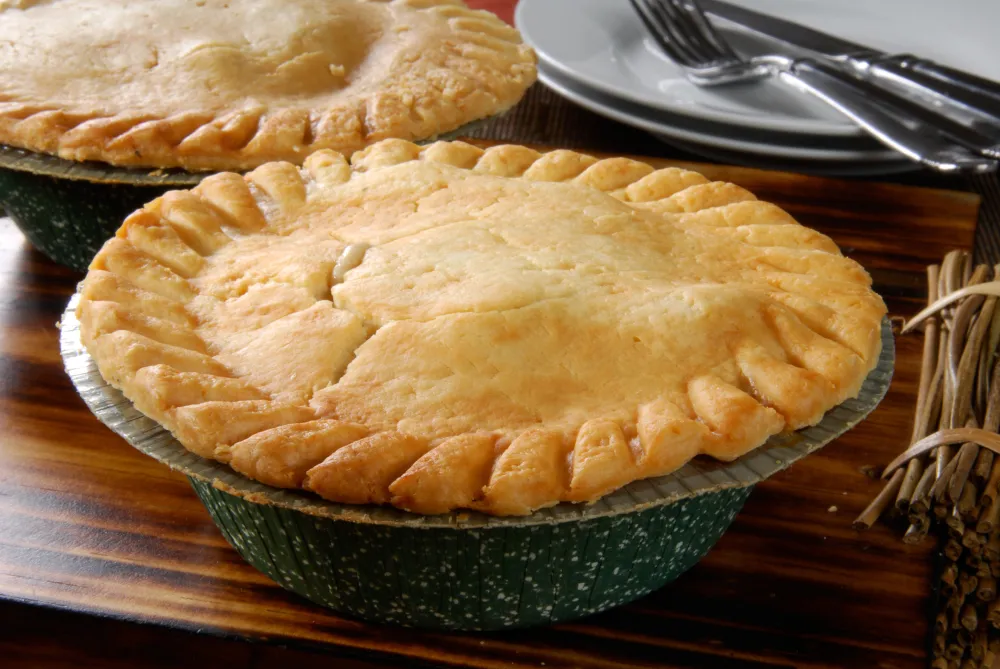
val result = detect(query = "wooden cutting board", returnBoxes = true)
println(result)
[0,145,980,669]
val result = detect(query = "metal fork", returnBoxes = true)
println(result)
[629,0,999,174]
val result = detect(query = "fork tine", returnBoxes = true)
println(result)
[628,0,699,67]
[653,0,722,64]
[667,0,739,62]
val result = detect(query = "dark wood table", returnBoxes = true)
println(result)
[3,2,999,667]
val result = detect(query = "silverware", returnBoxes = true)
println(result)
[628,0,998,173]
[699,0,1000,131]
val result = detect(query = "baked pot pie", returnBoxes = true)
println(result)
[76,139,887,517]
[0,0,536,170]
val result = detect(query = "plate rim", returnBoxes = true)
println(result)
[537,65,906,162]
[652,133,920,177]
[515,0,865,138]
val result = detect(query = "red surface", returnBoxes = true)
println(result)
[468,0,515,23]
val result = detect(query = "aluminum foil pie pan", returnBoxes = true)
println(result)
[0,118,495,271]
[60,294,894,630]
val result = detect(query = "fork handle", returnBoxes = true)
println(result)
[778,59,998,174]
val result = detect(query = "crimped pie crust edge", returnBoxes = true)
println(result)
[0,0,537,170]
[75,139,888,516]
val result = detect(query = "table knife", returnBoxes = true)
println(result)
[700,0,1000,129]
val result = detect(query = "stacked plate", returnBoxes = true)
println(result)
[515,0,998,176]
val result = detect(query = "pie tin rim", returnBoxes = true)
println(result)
[60,293,895,529]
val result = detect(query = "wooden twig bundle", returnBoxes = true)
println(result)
[855,251,1000,668]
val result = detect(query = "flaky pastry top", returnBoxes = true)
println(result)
[0,0,535,169]
[77,139,886,516]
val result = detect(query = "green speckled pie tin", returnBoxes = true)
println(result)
[60,294,894,630]
[0,145,204,271]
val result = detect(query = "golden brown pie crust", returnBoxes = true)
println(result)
[77,139,887,516]
[0,0,536,170]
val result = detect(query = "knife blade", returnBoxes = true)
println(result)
[700,0,1000,128]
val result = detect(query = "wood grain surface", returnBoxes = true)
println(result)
[0,1,993,666]
[0,150,980,668]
